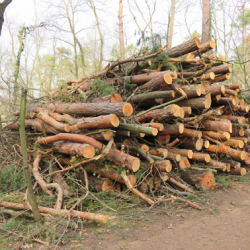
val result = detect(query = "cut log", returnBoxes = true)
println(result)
[205,85,225,96]
[0,201,108,224]
[231,128,244,137]
[209,73,231,83]
[200,120,232,133]
[165,37,201,57]
[52,142,95,158]
[220,115,246,124]
[159,122,184,135]
[230,168,246,176]
[207,64,233,75]
[182,85,202,98]
[176,98,211,110]
[181,128,202,139]
[141,122,164,131]
[226,84,242,90]
[118,123,158,136]
[223,139,244,149]
[214,97,236,106]
[27,102,133,117]
[191,40,216,57]
[170,148,193,159]
[138,73,172,92]
[148,148,168,158]
[131,90,175,103]
[238,105,250,113]
[203,140,210,148]
[206,160,228,172]
[199,72,215,81]
[176,157,191,169]
[202,131,230,140]
[49,113,76,125]
[166,152,181,162]
[192,152,211,162]
[90,93,122,103]
[178,138,204,151]
[205,144,246,161]
[71,114,119,130]
[222,159,241,169]
[156,135,170,145]
[135,104,183,123]
[167,176,194,193]
[152,160,172,173]
[224,89,237,96]
[180,169,216,190]
[182,106,192,116]
[115,130,131,136]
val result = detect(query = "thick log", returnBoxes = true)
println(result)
[182,106,192,116]
[209,73,231,83]
[152,160,172,173]
[178,138,204,151]
[192,152,211,162]
[180,169,216,190]
[178,157,191,169]
[166,152,181,162]
[135,104,183,123]
[35,134,140,172]
[238,105,250,113]
[226,84,242,90]
[156,135,170,145]
[176,97,211,110]
[118,123,158,136]
[71,114,119,130]
[27,102,133,117]
[191,40,216,57]
[165,38,201,57]
[220,115,246,124]
[199,72,215,81]
[159,122,184,135]
[206,160,228,172]
[131,90,175,103]
[182,85,202,98]
[49,113,76,125]
[214,97,236,106]
[181,128,202,139]
[0,201,108,224]
[148,148,168,158]
[90,93,122,103]
[138,73,172,92]
[205,85,225,96]
[224,89,237,96]
[205,144,246,161]
[52,142,95,158]
[222,159,241,169]
[141,122,164,131]
[202,131,230,140]
[203,140,210,148]
[223,139,244,149]
[200,120,232,133]
[230,168,246,176]
[207,64,233,75]
[170,148,193,159]
[231,128,244,137]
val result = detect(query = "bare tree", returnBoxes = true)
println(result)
[168,0,176,48]
[0,0,12,35]
[119,0,125,60]
[202,0,210,44]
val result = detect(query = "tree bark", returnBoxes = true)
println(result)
[202,0,210,44]
[191,40,216,57]
[168,0,176,48]
[118,0,125,60]
[192,152,211,162]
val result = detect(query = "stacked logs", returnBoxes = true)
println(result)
[4,37,250,222]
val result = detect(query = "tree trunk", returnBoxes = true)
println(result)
[200,120,232,133]
[191,40,216,57]
[168,0,176,48]
[202,0,210,44]
[192,152,211,162]
[170,148,193,159]
[176,97,211,110]
[159,122,184,135]
[131,90,175,103]
[119,0,125,60]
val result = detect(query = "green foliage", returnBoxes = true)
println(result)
[215,175,233,187]
[149,50,175,71]
[0,164,26,192]
[91,78,118,95]
[184,30,201,41]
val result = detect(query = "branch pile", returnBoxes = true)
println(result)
[4,38,250,223]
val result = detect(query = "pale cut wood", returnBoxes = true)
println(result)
[170,148,193,159]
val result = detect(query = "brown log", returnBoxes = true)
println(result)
[209,73,231,83]
[0,201,108,223]
[201,120,232,133]
[199,72,215,81]
[231,128,244,137]
[27,102,133,117]
[226,84,242,90]
[203,140,210,148]
[205,144,246,161]
[182,106,192,116]
[152,160,172,173]
[167,176,194,193]
[230,168,246,176]
[181,169,216,190]
[238,105,250,113]
[231,137,247,144]
[83,129,114,141]
[224,88,237,96]
[205,84,225,96]
[182,85,202,98]
[135,104,183,123]
[165,37,201,57]
[223,139,244,149]
[202,131,230,140]
[178,138,204,151]
[207,64,233,75]
[115,130,131,136]
[244,129,250,137]
[220,115,246,124]
[222,159,241,169]
[159,122,184,135]
[138,73,172,92]
[78,81,94,91]
[206,160,228,172]
[191,40,216,57]
[213,97,236,106]
[71,114,119,130]
[176,97,211,110]
[148,148,168,158]
[181,128,202,139]
[49,113,76,125]
[178,157,191,169]
[36,134,140,172]
[52,142,95,158]
[223,105,240,115]
[90,93,122,103]
[166,138,179,149]
[192,152,211,162]
[170,148,193,159]
[166,152,181,162]
[141,122,164,131]
[131,90,175,103]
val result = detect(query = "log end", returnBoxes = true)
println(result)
[132,158,140,172]
[122,103,133,117]
[111,93,123,102]
[179,123,184,134]
[240,151,246,161]
[128,174,137,186]
[209,40,216,49]
[205,154,211,163]
[188,150,193,159]
[83,145,95,158]
[196,139,203,151]
[204,140,210,149]
[201,170,216,190]
[195,37,202,48]
[163,73,173,85]
[152,128,158,136]
[166,160,172,172]
[103,131,114,141]
[205,99,212,109]
[141,144,149,152]
[110,114,120,127]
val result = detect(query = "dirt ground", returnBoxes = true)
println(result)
[65,175,250,250]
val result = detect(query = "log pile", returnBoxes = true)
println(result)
[3,37,250,223]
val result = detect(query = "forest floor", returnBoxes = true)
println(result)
[1,173,250,250]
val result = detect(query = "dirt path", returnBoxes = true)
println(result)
[79,177,250,250]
